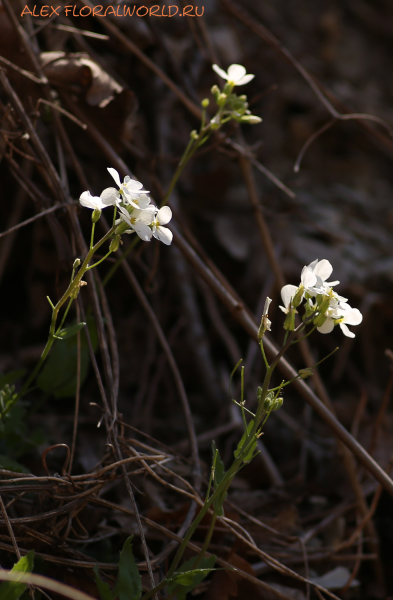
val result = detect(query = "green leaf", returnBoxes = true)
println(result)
[212,442,226,516]
[212,442,225,488]
[0,455,29,473]
[37,317,98,398]
[0,370,27,390]
[113,536,142,600]
[0,551,34,600]
[55,322,86,340]
[167,555,216,600]
[234,420,257,463]
[93,565,112,600]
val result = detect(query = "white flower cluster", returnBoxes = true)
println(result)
[79,168,173,245]
[280,259,363,338]
[210,64,262,126]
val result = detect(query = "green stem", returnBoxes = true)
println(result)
[55,297,74,335]
[161,126,211,207]
[86,249,113,270]
[140,416,266,600]
[260,339,270,371]
[13,224,116,404]
[90,221,96,250]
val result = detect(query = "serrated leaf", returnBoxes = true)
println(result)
[234,419,256,462]
[0,551,34,600]
[167,555,216,600]
[113,536,142,600]
[55,322,86,340]
[93,565,112,600]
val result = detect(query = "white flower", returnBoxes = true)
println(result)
[317,303,363,338]
[118,205,156,242]
[305,259,339,295]
[279,284,298,314]
[151,206,173,245]
[212,64,255,87]
[79,190,115,210]
[101,168,149,208]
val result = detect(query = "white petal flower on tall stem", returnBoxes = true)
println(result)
[101,168,149,208]
[152,206,173,245]
[317,303,363,338]
[305,259,339,295]
[118,205,156,242]
[79,190,115,211]
[212,64,255,87]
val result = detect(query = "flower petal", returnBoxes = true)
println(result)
[137,194,151,209]
[301,266,317,288]
[317,318,335,334]
[107,168,122,188]
[281,284,298,308]
[133,222,153,242]
[154,226,173,245]
[156,206,172,225]
[340,323,355,338]
[80,191,104,209]
[307,259,318,271]
[313,259,333,282]
[236,74,255,86]
[100,187,118,205]
[118,205,132,226]
[212,64,229,80]
[343,308,363,326]
[79,190,93,208]
[136,207,156,224]
[227,64,246,82]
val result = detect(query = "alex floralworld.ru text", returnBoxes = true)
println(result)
[21,4,204,17]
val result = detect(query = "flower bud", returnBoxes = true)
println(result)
[190,130,199,140]
[271,396,283,411]
[218,93,227,106]
[201,98,210,108]
[210,115,221,130]
[240,115,262,124]
[257,386,263,403]
[109,235,121,253]
[263,391,275,412]
[73,258,81,269]
[211,84,220,97]
[92,208,101,223]
[317,295,331,315]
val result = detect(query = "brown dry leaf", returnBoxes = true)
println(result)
[203,551,264,600]
[40,52,123,107]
